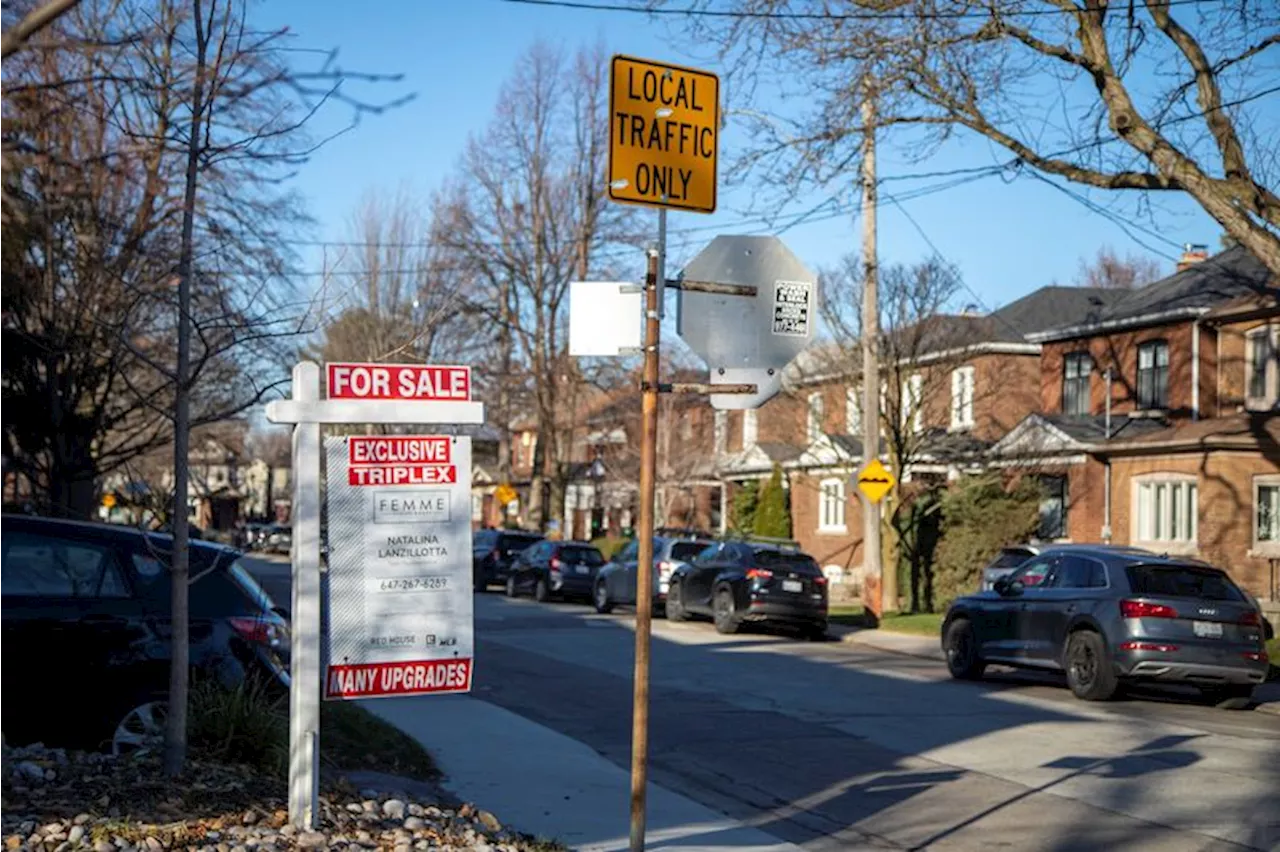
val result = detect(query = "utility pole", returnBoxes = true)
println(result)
[860,81,893,617]
[629,242,661,852]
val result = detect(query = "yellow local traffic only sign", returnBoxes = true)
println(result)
[493,483,518,507]
[856,459,896,505]
[608,54,719,214]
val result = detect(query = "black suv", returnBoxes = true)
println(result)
[1,515,290,752]
[666,541,828,639]
[506,540,606,602]
[472,529,544,592]
[942,545,1269,705]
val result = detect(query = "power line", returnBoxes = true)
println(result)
[498,0,1214,21]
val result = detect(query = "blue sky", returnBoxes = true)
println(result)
[258,0,1227,315]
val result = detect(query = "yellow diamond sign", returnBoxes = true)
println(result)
[101,493,117,509]
[855,459,895,505]
[494,483,518,507]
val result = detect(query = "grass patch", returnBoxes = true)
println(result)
[879,612,945,637]
[322,701,439,780]
[188,680,437,781]
[828,604,868,627]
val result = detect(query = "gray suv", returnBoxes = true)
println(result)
[943,546,1269,706]
[593,535,713,615]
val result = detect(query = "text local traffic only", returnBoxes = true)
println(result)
[348,436,457,486]
[609,56,718,213]
[327,363,471,401]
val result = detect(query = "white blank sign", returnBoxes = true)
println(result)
[569,281,642,357]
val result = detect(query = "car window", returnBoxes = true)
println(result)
[693,543,720,563]
[500,534,541,553]
[1124,564,1245,602]
[754,549,820,574]
[473,531,497,550]
[1054,555,1106,589]
[560,546,604,566]
[1,532,129,598]
[617,540,640,562]
[1009,556,1055,588]
[228,559,276,610]
[670,542,709,562]
[990,548,1033,570]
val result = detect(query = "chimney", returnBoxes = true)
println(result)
[1177,243,1209,272]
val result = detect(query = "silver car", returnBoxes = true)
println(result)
[593,536,713,614]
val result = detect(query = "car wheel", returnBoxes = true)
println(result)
[594,581,614,614]
[665,581,688,622]
[534,577,550,603]
[804,623,828,642]
[944,618,986,681]
[112,700,167,756]
[505,575,518,598]
[1201,684,1254,710]
[1065,630,1118,701]
[713,589,739,635]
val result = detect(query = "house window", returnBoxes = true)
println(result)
[950,366,975,429]
[1136,340,1169,410]
[1134,475,1197,547]
[1256,476,1280,552]
[845,387,861,434]
[1246,326,1278,408]
[742,409,758,448]
[1062,351,1092,417]
[807,392,824,443]
[901,374,923,434]
[714,411,727,454]
[818,478,846,532]
[1037,475,1067,540]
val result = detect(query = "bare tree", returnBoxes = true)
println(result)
[1072,245,1164,290]
[1,0,82,58]
[445,41,638,531]
[679,1,1280,275]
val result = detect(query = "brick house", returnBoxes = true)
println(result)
[717,286,1126,592]
[994,245,1279,602]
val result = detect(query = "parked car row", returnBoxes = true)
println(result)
[474,530,831,639]
[946,544,1271,707]
[1,514,291,753]
[242,522,292,554]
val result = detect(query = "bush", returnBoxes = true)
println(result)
[730,480,759,532]
[591,536,630,561]
[188,677,289,777]
[932,475,1042,609]
[752,464,792,539]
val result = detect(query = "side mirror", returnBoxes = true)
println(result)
[994,578,1023,597]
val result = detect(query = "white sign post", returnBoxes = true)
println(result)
[325,435,474,699]
[265,361,484,830]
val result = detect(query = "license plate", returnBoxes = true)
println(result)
[782,579,802,593]
[1193,620,1223,639]
[575,565,590,575]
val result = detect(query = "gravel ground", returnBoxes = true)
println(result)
[1,744,563,852]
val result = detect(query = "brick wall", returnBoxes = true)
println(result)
[789,470,867,590]
[1215,318,1280,413]
[1041,321,1205,421]
[972,353,1042,442]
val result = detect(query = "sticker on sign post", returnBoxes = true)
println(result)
[772,280,812,337]
[323,434,474,700]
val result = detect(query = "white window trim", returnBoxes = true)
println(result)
[1130,473,1199,555]
[950,365,975,430]
[742,409,758,448]
[845,387,861,434]
[1252,473,1280,557]
[1244,324,1279,411]
[817,477,847,533]
[807,392,825,443]
[904,373,924,434]
[713,411,728,455]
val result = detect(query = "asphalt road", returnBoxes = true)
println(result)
[243,557,1280,851]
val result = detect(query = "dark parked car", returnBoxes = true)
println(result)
[472,529,544,592]
[592,535,714,614]
[264,524,292,554]
[665,541,828,639]
[942,546,1269,705]
[505,540,605,602]
[1,515,291,753]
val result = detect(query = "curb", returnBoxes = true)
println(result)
[831,626,1280,717]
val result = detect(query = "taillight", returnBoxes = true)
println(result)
[746,568,773,580]
[813,575,827,585]
[1244,650,1268,663]
[1120,600,1178,619]
[1119,641,1179,652]
[230,616,281,646]
[550,556,562,570]
[1240,610,1260,626]
[657,561,674,579]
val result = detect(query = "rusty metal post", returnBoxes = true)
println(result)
[629,243,661,852]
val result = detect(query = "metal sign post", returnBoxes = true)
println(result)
[265,361,484,830]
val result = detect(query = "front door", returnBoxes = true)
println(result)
[981,555,1057,660]
[682,542,726,611]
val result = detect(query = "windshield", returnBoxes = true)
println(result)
[498,534,541,552]
[754,550,820,574]
[560,546,604,566]
[1125,564,1245,602]
[670,542,709,562]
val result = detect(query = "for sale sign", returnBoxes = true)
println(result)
[323,434,474,700]
[326,363,472,401]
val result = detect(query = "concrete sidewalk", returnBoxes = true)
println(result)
[833,625,1280,716]
[362,695,811,852]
